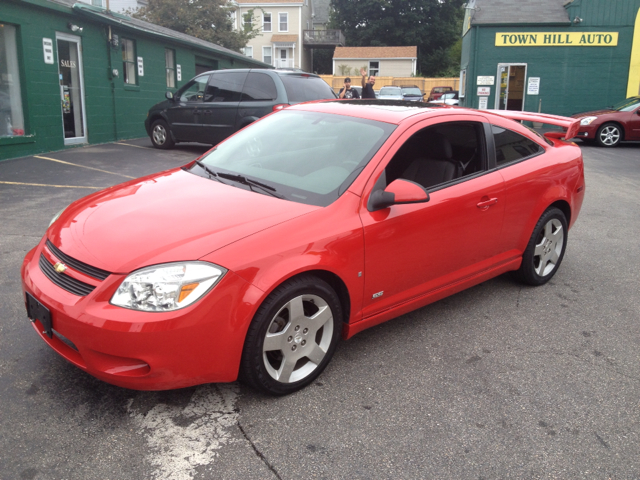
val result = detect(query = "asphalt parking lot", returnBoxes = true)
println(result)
[1,137,639,480]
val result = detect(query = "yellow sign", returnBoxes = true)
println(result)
[496,32,619,47]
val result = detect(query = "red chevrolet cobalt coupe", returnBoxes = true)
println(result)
[22,101,585,395]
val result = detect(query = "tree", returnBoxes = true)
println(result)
[329,0,465,76]
[132,0,260,52]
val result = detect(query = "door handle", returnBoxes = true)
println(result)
[477,197,498,209]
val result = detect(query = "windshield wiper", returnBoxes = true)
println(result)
[194,159,229,185]
[216,172,285,199]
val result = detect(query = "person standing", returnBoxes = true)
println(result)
[360,68,376,99]
[338,77,360,99]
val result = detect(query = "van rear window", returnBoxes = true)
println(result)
[280,75,336,103]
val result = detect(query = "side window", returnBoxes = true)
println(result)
[385,122,485,191]
[242,73,278,101]
[178,75,210,102]
[165,49,176,88]
[205,72,247,102]
[492,125,543,166]
[122,38,137,85]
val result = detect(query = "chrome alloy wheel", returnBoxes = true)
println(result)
[152,124,168,145]
[598,125,620,146]
[262,294,334,384]
[533,218,564,277]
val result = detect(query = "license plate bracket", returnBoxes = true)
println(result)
[26,292,53,338]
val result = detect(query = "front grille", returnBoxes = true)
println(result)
[39,254,96,296]
[46,240,111,280]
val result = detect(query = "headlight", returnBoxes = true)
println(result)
[49,207,66,227]
[580,116,597,126]
[111,262,227,312]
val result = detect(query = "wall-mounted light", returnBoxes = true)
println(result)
[67,22,83,33]
[573,16,583,24]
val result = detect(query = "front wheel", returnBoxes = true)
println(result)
[514,207,568,286]
[150,119,175,149]
[239,275,342,395]
[596,123,622,147]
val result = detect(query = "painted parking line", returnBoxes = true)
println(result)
[34,155,135,179]
[115,142,154,149]
[0,181,102,189]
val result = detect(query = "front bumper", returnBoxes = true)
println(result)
[21,237,262,390]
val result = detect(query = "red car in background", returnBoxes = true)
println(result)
[570,96,640,147]
[427,86,454,101]
[22,101,585,396]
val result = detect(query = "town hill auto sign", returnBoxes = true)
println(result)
[495,32,619,47]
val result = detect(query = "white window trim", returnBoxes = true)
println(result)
[243,46,253,58]
[263,46,273,66]
[369,60,380,76]
[263,12,272,32]
[278,12,288,32]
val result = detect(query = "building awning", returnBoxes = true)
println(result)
[271,34,299,47]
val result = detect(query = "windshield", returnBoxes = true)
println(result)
[611,97,640,111]
[193,110,396,207]
[402,88,423,96]
[379,87,402,97]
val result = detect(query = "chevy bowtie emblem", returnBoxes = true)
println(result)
[53,262,67,273]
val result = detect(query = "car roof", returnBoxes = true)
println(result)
[197,68,321,78]
[288,99,554,129]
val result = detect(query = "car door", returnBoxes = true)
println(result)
[200,71,247,145]
[359,116,506,319]
[628,105,640,139]
[165,74,210,142]
[237,71,281,126]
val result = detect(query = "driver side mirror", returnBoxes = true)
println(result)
[165,91,174,100]
[368,178,430,211]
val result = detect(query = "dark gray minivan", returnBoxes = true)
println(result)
[145,69,337,149]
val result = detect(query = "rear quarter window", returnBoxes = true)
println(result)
[242,72,277,101]
[492,125,543,166]
[280,75,336,103]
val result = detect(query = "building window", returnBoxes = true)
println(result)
[0,24,25,136]
[263,13,272,32]
[91,0,104,6]
[243,46,253,58]
[279,13,288,32]
[243,12,252,33]
[263,46,272,65]
[122,38,136,85]
[165,49,176,88]
[369,61,379,77]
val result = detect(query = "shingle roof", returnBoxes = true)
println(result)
[236,0,302,3]
[470,0,571,25]
[333,46,417,59]
[51,0,270,67]
[271,34,299,43]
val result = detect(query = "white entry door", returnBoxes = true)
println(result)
[56,33,87,145]
[278,48,288,68]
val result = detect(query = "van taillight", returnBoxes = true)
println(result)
[272,104,289,111]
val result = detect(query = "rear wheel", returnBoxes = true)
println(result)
[240,275,342,395]
[150,119,175,149]
[595,123,622,147]
[514,207,568,286]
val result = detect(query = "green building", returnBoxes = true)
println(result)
[0,0,269,161]
[459,0,640,116]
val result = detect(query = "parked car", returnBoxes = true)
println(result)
[569,96,640,147]
[377,86,404,100]
[23,101,584,396]
[427,86,454,101]
[145,69,337,149]
[400,86,424,102]
[431,91,459,106]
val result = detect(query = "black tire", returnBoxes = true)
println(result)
[150,119,175,149]
[239,275,342,395]
[514,207,568,286]
[595,122,622,148]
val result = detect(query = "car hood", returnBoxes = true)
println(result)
[48,168,318,273]
[571,109,616,118]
